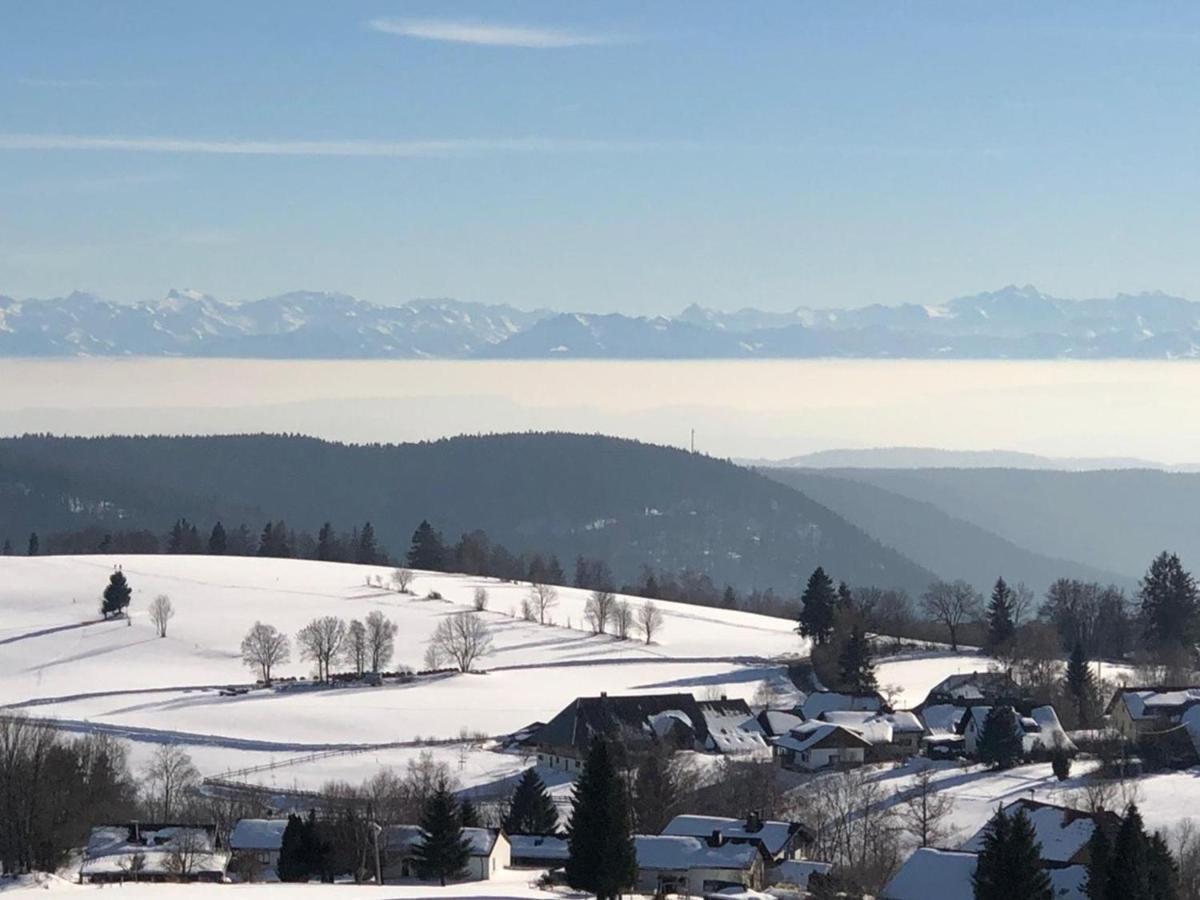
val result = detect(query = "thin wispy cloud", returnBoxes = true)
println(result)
[367,17,621,48]
[0,133,680,158]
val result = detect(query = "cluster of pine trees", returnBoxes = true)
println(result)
[798,567,878,694]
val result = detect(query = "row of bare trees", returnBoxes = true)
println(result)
[239,611,399,683]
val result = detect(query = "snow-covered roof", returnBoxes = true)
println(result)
[382,825,498,857]
[82,825,225,878]
[820,710,893,744]
[881,848,977,900]
[1118,687,1200,720]
[921,704,968,736]
[509,835,569,861]
[703,708,769,753]
[229,819,288,851]
[800,691,882,719]
[1027,706,1075,753]
[770,859,833,889]
[662,815,800,858]
[961,800,1105,864]
[635,835,759,871]
[79,850,228,878]
[757,709,804,736]
[776,723,872,754]
[1049,864,1088,899]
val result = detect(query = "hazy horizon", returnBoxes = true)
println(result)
[6,357,1200,465]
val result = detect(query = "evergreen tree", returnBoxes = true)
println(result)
[1147,831,1179,900]
[355,521,378,565]
[632,745,679,834]
[277,814,308,882]
[798,566,837,645]
[316,522,336,562]
[837,624,878,693]
[258,521,275,557]
[300,810,330,883]
[413,778,471,886]
[976,706,1023,770]
[1085,823,1110,900]
[1066,642,1097,724]
[101,568,132,619]
[504,768,559,835]
[1106,805,1151,900]
[566,738,637,900]
[546,555,565,585]
[458,796,481,829]
[1139,551,1199,651]
[836,581,855,612]
[972,806,1053,900]
[408,520,446,571]
[2,539,11,555]
[208,521,227,555]
[987,577,1016,651]
[1051,744,1071,781]
[27,532,38,556]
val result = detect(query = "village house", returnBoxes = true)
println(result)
[772,722,872,771]
[881,798,1119,900]
[380,826,510,883]
[1107,686,1200,740]
[634,834,767,896]
[228,818,288,880]
[661,812,813,865]
[754,708,804,739]
[798,689,885,720]
[79,823,227,884]
[818,709,925,760]
[918,671,1024,710]
[530,692,766,773]
[508,834,569,869]
[960,704,1074,757]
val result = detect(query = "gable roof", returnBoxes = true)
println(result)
[381,825,500,858]
[532,693,763,754]
[921,704,969,736]
[881,848,977,900]
[800,690,884,719]
[229,819,287,851]
[662,815,809,857]
[775,722,873,754]
[756,709,804,737]
[509,835,569,862]
[1109,686,1200,720]
[635,835,761,871]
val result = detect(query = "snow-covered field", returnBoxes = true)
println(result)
[0,555,813,786]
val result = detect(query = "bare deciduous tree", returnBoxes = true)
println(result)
[164,828,207,880]
[143,745,199,820]
[529,583,558,625]
[364,610,397,673]
[343,619,368,676]
[149,594,174,638]
[240,621,290,683]
[920,580,982,651]
[1010,581,1035,628]
[637,601,665,645]
[392,568,414,594]
[428,612,494,673]
[898,767,956,848]
[585,589,617,634]
[613,600,633,639]
[473,587,489,611]
[298,616,347,681]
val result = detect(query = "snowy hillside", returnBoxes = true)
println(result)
[0,555,811,783]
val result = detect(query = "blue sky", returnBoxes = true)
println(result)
[2,1,1200,312]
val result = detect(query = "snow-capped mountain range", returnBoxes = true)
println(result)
[4,284,1200,358]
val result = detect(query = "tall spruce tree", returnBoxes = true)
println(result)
[27,532,38,556]
[1085,822,1110,900]
[277,814,308,882]
[101,569,132,619]
[356,522,378,565]
[1,539,10,556]
[504,768,559,835]
[837,624,878,693]
[412,777,471,886]
[566,738,637,900]
[208,521,227,555]
[986,577,1016,652]
[408,520,447,571]
[972,806,1053,900]
[1139,551,1199,651]
[316,522,337,562]
[632,745,679,834]
[1066,642,1097,725]
[458,796,481,829]
[798,567,837,645]
[976,706,1023,770]
[1106,805,1151,900]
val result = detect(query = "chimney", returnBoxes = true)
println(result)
[708,829,723,847]
[600,691,607,698]
[720,694,728,701]
[745,811,762,832]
